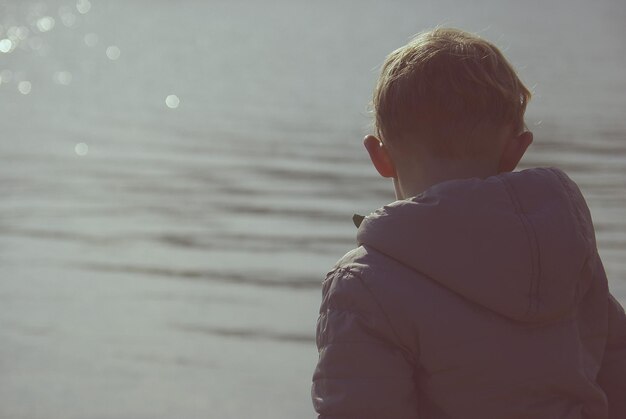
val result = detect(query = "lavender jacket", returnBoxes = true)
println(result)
[312,167,626,419]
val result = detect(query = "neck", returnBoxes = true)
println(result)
[393,158,499,200]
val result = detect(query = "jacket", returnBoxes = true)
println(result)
[311,166,626,419]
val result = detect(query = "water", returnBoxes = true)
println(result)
[1,0,625,418]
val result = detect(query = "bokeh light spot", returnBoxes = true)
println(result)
[76,0,92,14]
[36,16,56,32]
[84,33,98,47]
[165,94,180,109]
[9,26,29,40]
[0,39,13,53]
[18,81,32,95]
[0,69,13,83]
[106,45,121,60]
[60,11,77,27]
[75,142,89,156]
[53,71,73,85]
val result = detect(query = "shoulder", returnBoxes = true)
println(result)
[329,244,421,296]
[321,245,424,354]
[330,244,398,279]
[321,244,416,322]
[322,246,391,306]
[320,248,376,314]
[318,246,418,362]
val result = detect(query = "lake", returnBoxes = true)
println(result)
[1,0,625,417]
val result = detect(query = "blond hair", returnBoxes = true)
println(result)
[373,28,531,160]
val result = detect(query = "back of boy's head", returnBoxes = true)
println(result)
[373,27,531,161]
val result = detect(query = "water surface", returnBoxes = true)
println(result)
[1,1,625,418]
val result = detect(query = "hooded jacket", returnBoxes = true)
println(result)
[312,167,626,419]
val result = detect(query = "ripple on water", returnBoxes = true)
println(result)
[73,262,321,290]
[173,323,314,345]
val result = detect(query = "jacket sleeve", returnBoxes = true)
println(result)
[311,268,419,419]
[597,293,626,419]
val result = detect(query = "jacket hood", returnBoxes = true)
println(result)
[356,167,598,323]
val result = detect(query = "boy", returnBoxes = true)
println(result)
[311,28,626,418]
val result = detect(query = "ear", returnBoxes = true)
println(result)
[498,130,533,173]
[363,135,397,178]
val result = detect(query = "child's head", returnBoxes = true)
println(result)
[365,27,534,198]
[373,27,530,160]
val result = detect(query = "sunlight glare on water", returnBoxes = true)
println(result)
[0,69,12,83]
[59,6,77,27]
[74,142,89,156]
[53,71,73,85]
[84,32,98,47]
[17,80,32,95]
[106,45,121,60]
[36,16,55,33]
[76,0,92,15]
[165,94,180,109]
[0,38,14,53]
